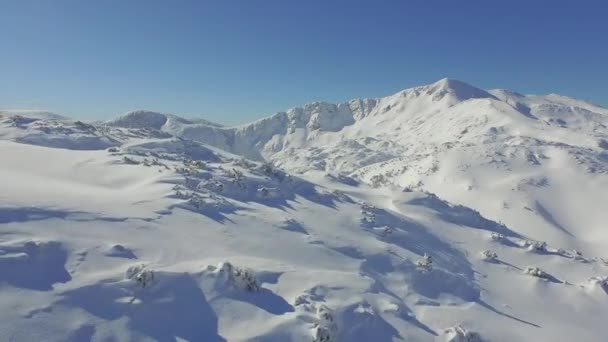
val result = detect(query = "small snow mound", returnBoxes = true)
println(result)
[444,325,482,342]
[278,218,308,234]
[104,244,136,259]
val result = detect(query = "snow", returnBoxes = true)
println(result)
[1,79,607,341]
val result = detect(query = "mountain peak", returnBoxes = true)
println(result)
[426,78,497,101]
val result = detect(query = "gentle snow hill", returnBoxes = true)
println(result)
[1,78,608,341]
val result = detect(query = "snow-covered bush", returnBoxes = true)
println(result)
[191,160,206,169]
[8,115,30,127]
[524,240,547,253]
[257,186,270,197]
[228,168,246,188]
[259,162,283,179]
[122,156,139,165]
[370,174,388,188]
[313,325,335,342]
[207,261,260,292]
[126,264,155,288]
[233,158,255,169]
[524,266,549,279]
[588,276,608,287]
[444,325,482,342]
[416,253,433,271]
[331,190,351,202]
[360,211,376,225]
[481,250,498,261]
[586,276,608,294]
[233,267,260,292]
[571,249,589,262]
[313,305,337,342]
[376,226,394,237]
[107,147,119,153]
[490,232,505,241]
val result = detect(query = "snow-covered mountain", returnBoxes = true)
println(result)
[1,79,607,341]
[0,109,69,121]
[106,79,608,253]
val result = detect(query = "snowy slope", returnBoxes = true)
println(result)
[1,79,607,341]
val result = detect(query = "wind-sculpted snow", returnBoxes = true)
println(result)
[2,78,608,341]
[0,239,71,290]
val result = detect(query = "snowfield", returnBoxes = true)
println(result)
[1,79,607,341]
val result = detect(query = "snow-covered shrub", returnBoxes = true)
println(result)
[524,266,549,279]
[233,158,255,169]
[524,240,548,253]
[444,325,482,342]
[376,226,394,237]
[571,249,589,262]
[360,212,376,225]
[257,186,270,197]
[191,160,206,169]
[294,294,311,307]
[331,190,351,202]
[260,162,282,179]
[107,147,119,153]
[8,115,31,127]
[187,192,206,209]
[126,264,155,288]
[313,305,337,342]
[416,253,433,271]
[587,276,608,293]
[207,261,260,292]
[172,185,190,199]
[490,232,505,241]
[228,168,246,188]
[313,325,335,342]
[370,174,388,188]
[122,156,139,165]
[481,250,498,261]
[233,267,260,292]
[588,276,608,287]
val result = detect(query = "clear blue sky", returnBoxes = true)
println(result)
[1,0,606,124]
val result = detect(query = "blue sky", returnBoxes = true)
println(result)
[1,0,606,124]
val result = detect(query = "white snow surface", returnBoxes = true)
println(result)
[1,79,607,341]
